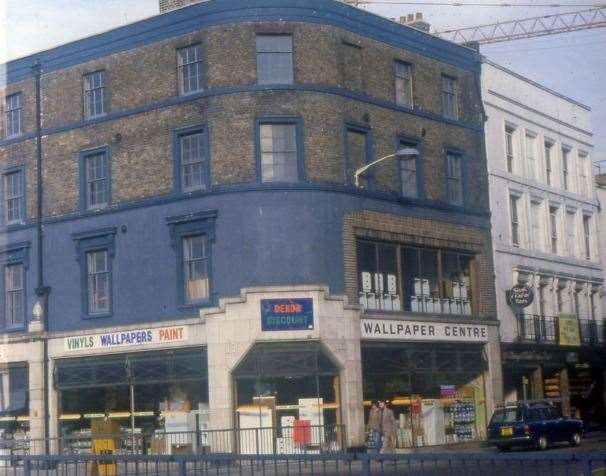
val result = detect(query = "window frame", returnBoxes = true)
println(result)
[166,210,217,309]
[255,117,304,184]
[82,70,107,119]
[2,165,26,225]
[255,34,294,85]
[561,146,571,191]
[86,248,112,317]
[0,242,29,332]
[344,122,372,187]
[582,214,592,260]
[394,60,413,108]
[396,137,423,199]
[530,199,544,252]
[177,43,204,96]
[549,204,559,254]
[441,75,458,120]
[509,194,521,247]
[72,228,116,319]
[565,208,577,258]
[504,124,516,173]
[577,151,589,197]
[444,149,466,206]
[173,124,210,193]
[79,146,111,212]
[525,132,537,181]
[5,92,23,138]
[544,139,553,186]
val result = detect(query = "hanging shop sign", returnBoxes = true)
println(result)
[63,325,188,352]
[558,314,581,347]
[506,284,534,309]
[261,298,314,331]
[360,318,488,343]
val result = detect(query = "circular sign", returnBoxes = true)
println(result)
[507,284,534,309]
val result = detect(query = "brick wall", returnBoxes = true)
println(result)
[1,21,487,221]
[159,0,206,13]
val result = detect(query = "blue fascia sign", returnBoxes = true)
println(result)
[261,298,314,331]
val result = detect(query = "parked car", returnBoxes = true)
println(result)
[487,401,583,451]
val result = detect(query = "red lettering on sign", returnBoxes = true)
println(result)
[273,304,303,314]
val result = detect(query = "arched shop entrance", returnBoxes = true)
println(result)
[362,343,488,447]
[232,342,342,454]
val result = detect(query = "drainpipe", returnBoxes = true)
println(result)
[33,59,51,456]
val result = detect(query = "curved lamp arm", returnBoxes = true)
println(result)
[354,148,419,187]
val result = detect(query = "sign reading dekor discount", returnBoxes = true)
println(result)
[558,314,581,347]
[63,326,188,352]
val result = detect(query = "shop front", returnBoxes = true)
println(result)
[360,317,494,447]
[0,363,29,456]
[232,342,342,454]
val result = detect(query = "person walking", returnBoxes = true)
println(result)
[378,400,397,453]
[366,402,381,452]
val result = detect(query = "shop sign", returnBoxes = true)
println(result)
[558,314,581,347]
[63,325,188,352]
[506,284,534,309]
[261,298,314,331]
[360,318,488,343]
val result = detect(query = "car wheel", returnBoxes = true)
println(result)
[570,432,581,447]
[537,435,548,451]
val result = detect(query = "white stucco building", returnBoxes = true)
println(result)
[482,60,605,427]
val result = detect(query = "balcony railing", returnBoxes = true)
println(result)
[516,314,605,346]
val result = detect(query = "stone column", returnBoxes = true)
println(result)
[28,352,45,455]
[484,324,503,417]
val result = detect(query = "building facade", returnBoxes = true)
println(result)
[483,61,605,428]
[0,0,501,453]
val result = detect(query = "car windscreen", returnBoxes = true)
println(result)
[490,407,521,424]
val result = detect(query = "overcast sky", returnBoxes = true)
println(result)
[1,0,604,162]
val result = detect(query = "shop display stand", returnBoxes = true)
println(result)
[448,401,475,442]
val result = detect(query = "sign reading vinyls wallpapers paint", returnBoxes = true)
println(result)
[63,326,188,352]
[261,298,314,331]
[558,314,581,347]
[360,318,488,343]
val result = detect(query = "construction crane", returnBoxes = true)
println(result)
[342,1,606,44]
[435,7,606,44]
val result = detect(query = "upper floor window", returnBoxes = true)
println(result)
[87,249,111,315]
[256,35,293,85]
[5,93,22,138]
[81,149,110,210]
[445,152,463,206]
[394,61,413,107]
[530,200,543,251]
[5,263,24,328]
[345,125,370,187]
[357,239,475,316]
[549,205,559,254]
[83,71,106,118]
[177,44,203,95]
[566,210,576,257]
[583,215,592,260]
[258,121,299,183]
[177,127,208,192]
[3,169,25,224]
[505,125,516,173]
[441,75,458,120]
[183,234,209,304]
[525,133,536,180]
[340,42,363,92]
[544,140,553,186]
[561,146,570,191]
[398,141,420,198]
[509,195,520,247]
[578,152,589,197]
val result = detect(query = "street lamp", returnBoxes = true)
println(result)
[354,148,419,187]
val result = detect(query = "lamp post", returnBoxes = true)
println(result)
[353,147,419,187]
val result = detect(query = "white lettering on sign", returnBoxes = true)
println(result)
[360,319,488,343]
[63,326,188,352]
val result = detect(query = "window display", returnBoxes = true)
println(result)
[0,364,29,456]
[233,343,342,454]
[55,349,208,455]
[362,344,486,447]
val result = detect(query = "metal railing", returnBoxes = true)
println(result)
[517,314,605,346]
[0,452,605,476]
[516,314,558,344]
[4,425,345,456]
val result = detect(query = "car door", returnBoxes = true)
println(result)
[545,406,564,442]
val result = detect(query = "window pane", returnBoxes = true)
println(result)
[178,44,203,94]
[5,264,24,326]
[260,124,298,182]
[83,71,105,118]
[183,235,209,303]
[87,250,110,314]
[5,93,22,136]
[86,152,108,208]
[256,35,293,84]
[395,62,412,106]
[446,154,463,205]
[180,132,206,191]
[4,171,24,222]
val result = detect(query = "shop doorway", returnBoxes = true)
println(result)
[55,348,208,454]
[232,342,342,454]
[362,343,487,447]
